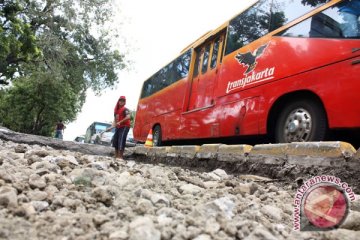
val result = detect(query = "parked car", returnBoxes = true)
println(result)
[93,130,115,146]
[84,121,113,144]
[93,127,136,147]
[74,135,85,143]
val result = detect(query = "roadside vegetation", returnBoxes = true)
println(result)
[0,0,127,136]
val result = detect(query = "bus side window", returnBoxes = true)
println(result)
[201,44,211,74]
[225,0,271,55]
[276,3,358,39]
[210,38,220,69]
[158,66,169,89]
[310,12,342,38]
[176,50,191,78]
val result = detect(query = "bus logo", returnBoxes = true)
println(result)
[226,43,276,94]
[235,44,268,74]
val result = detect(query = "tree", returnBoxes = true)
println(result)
[301,0,329,7]
[20,0,126,93]
[0,0,128,136]
[0,72,78,135]
[0,0,40,84]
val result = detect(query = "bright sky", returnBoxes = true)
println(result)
[64,0,256,141]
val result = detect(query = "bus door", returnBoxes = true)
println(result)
[182,32,225,138]
[188,33,225,111]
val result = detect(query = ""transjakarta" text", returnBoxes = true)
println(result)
[226,67,275,94]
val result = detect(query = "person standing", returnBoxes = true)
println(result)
[112,96,131,159]
[54,120,65,139]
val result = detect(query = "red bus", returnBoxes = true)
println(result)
[134,0,360,146]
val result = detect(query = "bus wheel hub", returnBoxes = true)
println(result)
[288,120,300,133]
[285,108,312,142]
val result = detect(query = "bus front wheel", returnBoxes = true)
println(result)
[153,125,162,146]
[275,99,327,143]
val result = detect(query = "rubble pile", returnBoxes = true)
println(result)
[0,139,359,240]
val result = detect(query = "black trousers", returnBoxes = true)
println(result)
[112,126,130,151]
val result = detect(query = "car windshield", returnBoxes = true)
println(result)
[94,123,111,133]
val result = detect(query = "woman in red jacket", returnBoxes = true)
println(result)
[112,96,131,159]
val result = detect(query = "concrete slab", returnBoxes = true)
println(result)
[148,146,171,158]
[286,141,356,167]
[167,146,200,159]
[166,146,181,158]
[179,145,201,159]
[248,144,288,165]
[217,145,252,162]
[196,144,223,160]
[134,146,149,156]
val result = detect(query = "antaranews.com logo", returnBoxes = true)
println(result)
[293,175,356,231]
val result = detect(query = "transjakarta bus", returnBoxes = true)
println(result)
[134,0,360,146]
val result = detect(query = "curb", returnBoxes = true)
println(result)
[218,144,252,162]
[248,144,287,165]
[134,141,358,168]
[167,145,200,159]
[196,144,222,160]
[286,142,356,167]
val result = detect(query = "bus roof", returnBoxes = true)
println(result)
[180,0,258,54]
[142,0,259,85]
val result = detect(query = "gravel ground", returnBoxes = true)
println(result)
[0,139,359,240]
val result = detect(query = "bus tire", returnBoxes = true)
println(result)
[153,125,162,146]
[275,99,327,143]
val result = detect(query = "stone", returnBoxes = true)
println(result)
[0,186,18,208]
[244,226,278,240]
[109,230,128,240]
[129,216,161,240]
[260,205,283,221]
[211,169,229,180]
[91,187,113,206]
[205,218,220,235]
[341,210,360,231]
[235,183,258,195]
[179,184,203,195]
[29,174,47,189]
[135,199,154,215]
[150,193,170,207]
[27,190,48,201]
[31,200,49,212]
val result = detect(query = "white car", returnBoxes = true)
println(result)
[93,128,136,147]
[93,130,114,146]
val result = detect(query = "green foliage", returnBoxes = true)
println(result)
[0,0,128,136]
[0,0,40,84]
[301,0,329,7]
[0,72,80,135]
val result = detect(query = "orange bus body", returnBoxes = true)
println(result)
[134,0,360,145]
